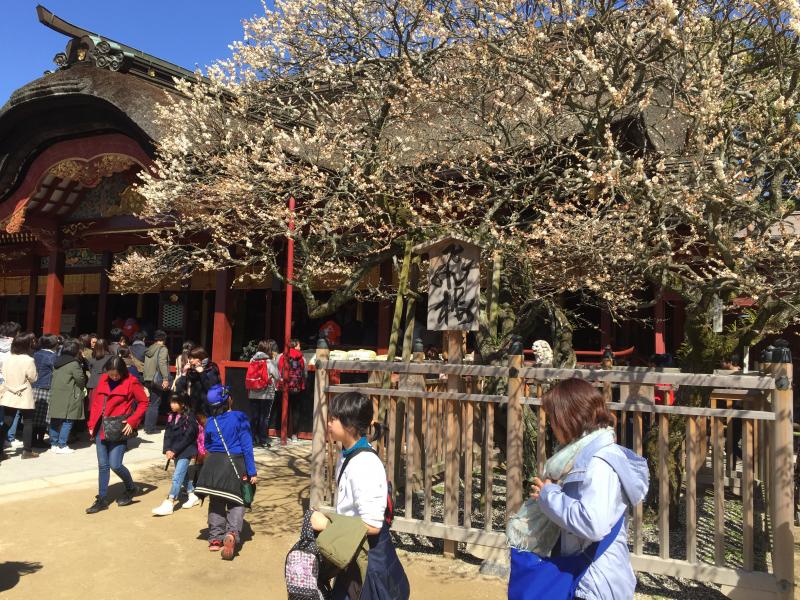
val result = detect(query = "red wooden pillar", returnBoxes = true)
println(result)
[281,196,296,446]
[654,292,666,355]
[284,197,295,354]
[42,248,65,335]
[26,255,39,332]
[377,261,393,354]
[97,251,112,336]
[211,268,234,365]
[672,299,685,349]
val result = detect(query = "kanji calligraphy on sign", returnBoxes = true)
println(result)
[414,237,481,331]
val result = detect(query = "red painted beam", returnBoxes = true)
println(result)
[0,133,153,228]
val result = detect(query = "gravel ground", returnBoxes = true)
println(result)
[391,457,780,599]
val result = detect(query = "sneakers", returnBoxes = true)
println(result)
[182,492,201,509]
[9,439,23,449]
[221,533,236,560]
[152,498,176,516]
[21,451,40,459]
[53,446,75,454]
[116,486,139,507]
[86,496,109,514]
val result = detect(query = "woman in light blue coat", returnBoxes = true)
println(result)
[531,378,649,600]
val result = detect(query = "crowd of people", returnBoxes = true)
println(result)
[0,322,309,459]
[0,321,306,558]
[0,318,654,598]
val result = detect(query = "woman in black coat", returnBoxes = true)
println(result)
[174,346,220,416]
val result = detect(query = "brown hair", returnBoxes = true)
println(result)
[92,338,110,360]
[542,378,616,444]
[11,332,36,355]
[189,346,208,360]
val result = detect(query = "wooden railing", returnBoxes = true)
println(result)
[309,351,795,600]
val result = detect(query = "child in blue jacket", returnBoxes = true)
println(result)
[194,385,257,560]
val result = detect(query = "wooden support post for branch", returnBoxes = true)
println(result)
[444,330,462,558]
[506,352,524,520]
[310,345,329,509]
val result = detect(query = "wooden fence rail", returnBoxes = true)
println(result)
[310,350,795,600]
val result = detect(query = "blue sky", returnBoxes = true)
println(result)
[0,1,270,105]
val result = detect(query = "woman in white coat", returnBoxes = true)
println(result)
[0,332,39,459]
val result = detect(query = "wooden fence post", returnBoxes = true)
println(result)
[444,330,462,558]
[768,357,794,599]
[310,341,330,509]
[506,339,525,519]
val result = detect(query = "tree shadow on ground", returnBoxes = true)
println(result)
[0,561,43,592]
[635,573,726,599]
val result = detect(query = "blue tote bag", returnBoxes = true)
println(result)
[508,516,624,600]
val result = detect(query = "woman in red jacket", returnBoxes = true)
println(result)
[85,356,149,514]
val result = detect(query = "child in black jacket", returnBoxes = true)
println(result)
[153,394,200,516]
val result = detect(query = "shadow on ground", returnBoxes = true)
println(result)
[0,562,43,592]
[635,573,726,599]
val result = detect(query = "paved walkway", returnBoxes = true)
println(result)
[0,432,166,496]
[0,436,505,600]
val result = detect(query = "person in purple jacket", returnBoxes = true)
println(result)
[193,385,257,561]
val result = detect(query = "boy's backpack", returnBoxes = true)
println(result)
[245,359,272,391]
[281,353,306,393]
[285,510,332,600]
[337,446,394,527]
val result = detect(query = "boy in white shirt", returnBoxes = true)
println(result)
[310,391,409,600]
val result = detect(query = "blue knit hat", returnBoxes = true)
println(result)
[206,384,230,407]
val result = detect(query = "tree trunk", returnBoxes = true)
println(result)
[549,300,576,368]
[401,256,420,362]
[383,240,413,392]
[488,252,502,339]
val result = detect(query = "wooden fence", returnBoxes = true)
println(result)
[309,349,795,600]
